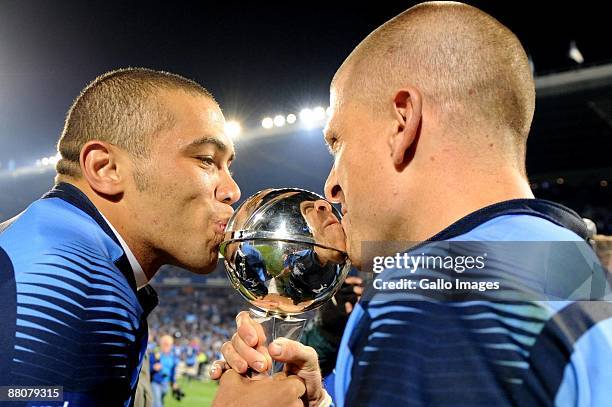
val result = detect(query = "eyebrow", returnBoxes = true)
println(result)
[323,129,338,152]
[184,136,235,161]
[323,129,331,143]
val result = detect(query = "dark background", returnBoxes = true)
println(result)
[0,1,610,232]
[1,1,610,166]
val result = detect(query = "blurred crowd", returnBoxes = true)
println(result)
[147,285,246,377]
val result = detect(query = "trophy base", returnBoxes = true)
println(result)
[248,308,306,375]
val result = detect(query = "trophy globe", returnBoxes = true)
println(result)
[220,188,351,371]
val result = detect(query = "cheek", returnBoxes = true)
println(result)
[184,169,218,200]
[339,155,370,193]
[156,178,215,227]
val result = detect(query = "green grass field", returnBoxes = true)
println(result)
[164,377,218,407]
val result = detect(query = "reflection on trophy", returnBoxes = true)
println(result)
[220,188,351,372]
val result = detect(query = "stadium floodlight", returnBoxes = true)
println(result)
[568,41,584,64]
[273,115,286,127]
[299,108,314,125]
[36,152,61,167]
[49,153,60,165]
[262,117,274,129]
[313,106,326,121]
[224,120,242,138]
[286,113,297,124]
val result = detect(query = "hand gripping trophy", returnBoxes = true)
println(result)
[220,188,351,373]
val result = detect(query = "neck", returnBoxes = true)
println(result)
[396,155,533,242]
[65,179,161,279]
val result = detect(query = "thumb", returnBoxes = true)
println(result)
[218,369,243,386]
[269,338,325,406]
[268,338,319,372]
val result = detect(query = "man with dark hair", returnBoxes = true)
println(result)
[0,68,305,406]
[212,2,611,406]
[55,68,213,181]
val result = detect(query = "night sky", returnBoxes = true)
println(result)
[1,1,610,167]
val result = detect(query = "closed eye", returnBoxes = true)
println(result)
[325,134,338,155]
[197,156,216,167]
[197,156,235,178]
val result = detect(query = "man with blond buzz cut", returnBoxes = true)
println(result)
[213,2,611,406]
[0,68,306,406]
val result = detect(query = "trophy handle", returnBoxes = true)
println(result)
[249,308,306,375]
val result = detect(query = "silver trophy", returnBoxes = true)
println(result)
[220,188,351,373]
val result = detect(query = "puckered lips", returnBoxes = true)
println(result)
[212,217,230,248]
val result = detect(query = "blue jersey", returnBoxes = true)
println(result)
[185,346,198,367]
[0,183,158,407]
[333,199,611,406]
[149,352,178,385]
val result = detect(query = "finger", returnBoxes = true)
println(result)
[345,301,354,314]
[268,338,319,372]
[218,368,243,386]
[232,333,268,373]
[256,344,273,371]
[209,360,229,380]
[251,318,268,346]
[235,311,259,347]
[221,340,248,373]
[344,276,363,285]
[236,311,267,347]
[353,285,364,296]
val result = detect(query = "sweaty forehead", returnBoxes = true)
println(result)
[163,90,223,123]
[330,61,357,100]
[159,92,234,155]
[205,103,225,128]
[325,85,349,130]
[329,70,360,118]
[189,96,225,131]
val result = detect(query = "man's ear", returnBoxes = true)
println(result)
[389,86,423,167]
[80,140,125,196]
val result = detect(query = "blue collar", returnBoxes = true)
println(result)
[43,182,122,246]
[43,182,159,314]
[43,183,138,287]
[428,198,588,242]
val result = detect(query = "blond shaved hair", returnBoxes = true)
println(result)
[334,1,535,168]
[160,334,174,346]
[56,68,215,182]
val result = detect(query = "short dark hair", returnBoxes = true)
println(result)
[56,67,214,179]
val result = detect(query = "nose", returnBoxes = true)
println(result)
[324,165,343,204]
[315,199,332,213]
[216,169,241,205]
